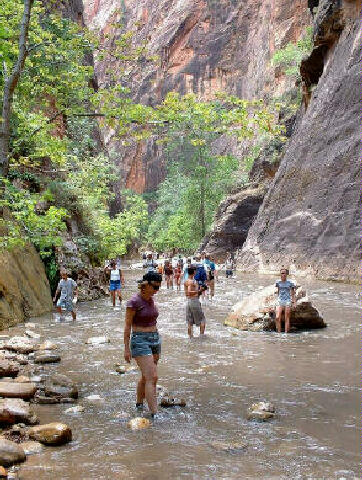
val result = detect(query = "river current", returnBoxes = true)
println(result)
[9,270,360,479]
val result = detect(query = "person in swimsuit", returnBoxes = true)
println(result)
[173,262,182,291]
[105,261,125,307]
[124,272,162,417]
[184,266,206,338]
[164,260,174,289]
[275,268,296,333]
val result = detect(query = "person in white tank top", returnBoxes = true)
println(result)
[105,261,124,307]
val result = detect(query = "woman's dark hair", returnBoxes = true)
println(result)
[110,261,116,267]
[187,267,196,275]
[142,272,162,283]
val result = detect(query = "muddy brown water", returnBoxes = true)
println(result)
[6,270,360,480]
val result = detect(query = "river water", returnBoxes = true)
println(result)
[9,270,360,480]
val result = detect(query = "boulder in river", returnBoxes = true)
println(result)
[4,337,38,355]
[224,284,326,332]
[20,441,43,455]
[0,361,19,379]
[33,351,61,364]
[0,382,37,400]
[0,439,26,467]
[247,402,275,421]
[127,417,151,430]
[28,423,72,446]
[0,399,37,425]
[64,406,85,415]
[37,341,58,351]
[44,374,78,399]
[160,395,186,408]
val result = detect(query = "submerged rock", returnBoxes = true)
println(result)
[4,338,38,355]
[160,396,186,408]
[210,440,247,453]
[64,406,85,415]
[44,374,78,399]
[247,402,275,421]
[0,398,37,425]
[28,423,72,446]
[114,364,138,374]
[225,284,326,332]
[127,417,150,430]
[0,439,25,467]
[84,394,104,404]
[20,441,43,455]
[33,351,61,364]
[86,337,110,346]
[0,382,37,400]
[38,341,58,351]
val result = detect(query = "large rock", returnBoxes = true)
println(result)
[0,361,19,379]
[28,423,72,446]
[44,374,78,399]
[4,338,38,355]
[247,401,276,421]
[0,382,37,400]
[224,284,326,331]
[0,439,26,467]
[0,244,52,328]
[33,351,61,364]
[127,417,151,431]
[238,2,361,283]
[0,398,37,425]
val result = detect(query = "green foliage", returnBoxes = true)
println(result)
[271,27,313,80]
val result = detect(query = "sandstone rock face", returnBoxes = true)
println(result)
[0,246,52,328]
[199,188,265,261]
[0,439,26,467]
[82,0,311,193]
[28,423,72,446]
[238,1,361,283]
[224,284,326,332]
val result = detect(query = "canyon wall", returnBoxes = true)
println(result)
[238,0,361,282]
[82,0,311,192]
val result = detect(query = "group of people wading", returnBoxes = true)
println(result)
[53,254,296,420]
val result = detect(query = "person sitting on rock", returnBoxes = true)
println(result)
[275,268,296,333]
[53,269,78,321]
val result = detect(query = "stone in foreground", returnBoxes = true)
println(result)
[247,402,275,421]
[28,423,72,446]
[0,399,37,425]
[0,382,37,400]
[127,417,150,430]
[0,439,26,467]
[0,361,19,379]
[224,284,326,332]
[44,374,78,399]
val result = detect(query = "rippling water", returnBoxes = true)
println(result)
[9,271,360,480]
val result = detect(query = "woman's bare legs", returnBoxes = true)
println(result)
[111,290,116,307]
[276,306,284,333]
[135,354,159,414]
[285,306,291,333]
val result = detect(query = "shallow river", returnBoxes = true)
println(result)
[8,270,360,480]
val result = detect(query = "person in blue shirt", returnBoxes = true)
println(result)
[194,256,208,298]
[206,255,217,298]
[275,268,296,333]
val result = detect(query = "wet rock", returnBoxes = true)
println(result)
[14,356,28,366]
[127,417,151,430]
[86,337,110,346]
[33,351,61,364]
[0,439,25,467]
[14,376,31,384]
[114,364,138,374]
[24,323,35,329]
[225,285,326,332]
[44,374,78,399]
[0,361,19,379]
[64,406,85,415]
[0,382,36,400]
[247,402,275,421]
[29,423,72,446]
[29,376,43,383]
[59,398,76,404]
[4,338,38,355]
[160,395,186,408]
[20,441,43,455]
[84,394,104,404]
[0,399,37,425]
[32,394,60,405]
[24,331,41,340]
[210,440,247,453]
[37,341,58,351]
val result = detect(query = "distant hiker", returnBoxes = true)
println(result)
[207,255,217,298]
[225,253,234,278]
[164,260,174,289]
[182,258,192,283]
[275,268,296,333]
[53,269,78,321]
[184,266,206,338]
[174,262,182,291]
[194,256,207,299]
[143,253,158,273]
[105,261,124,307]
[124,272,163,418]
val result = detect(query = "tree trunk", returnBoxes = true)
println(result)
[0,0,34,178]
[200,179,206,238]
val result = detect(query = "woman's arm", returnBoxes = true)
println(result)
[124,308,135,363]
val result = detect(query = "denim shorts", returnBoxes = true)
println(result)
[57,299,74,312]
[110,280,121,291]
[130,332,161,357]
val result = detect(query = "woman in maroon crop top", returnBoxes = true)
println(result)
[124,271,162,417]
